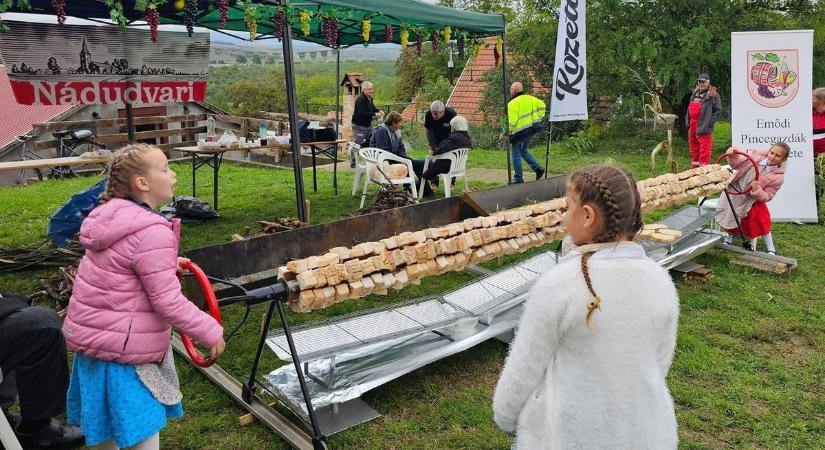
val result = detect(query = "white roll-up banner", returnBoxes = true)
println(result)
[549,0,588,122]
[731,30,816,222]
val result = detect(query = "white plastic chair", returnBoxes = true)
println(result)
[418,148,470,199]
[0,369,23,450]
[348,142,366,196]
[358,147,418,208]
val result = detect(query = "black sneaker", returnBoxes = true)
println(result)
[16,418,84,449]
[535,168,545,180]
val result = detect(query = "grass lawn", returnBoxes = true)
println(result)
[1,121,823,449]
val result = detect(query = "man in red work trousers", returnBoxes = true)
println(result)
[686,73,723,167]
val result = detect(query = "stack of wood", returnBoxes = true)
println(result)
[31,264,78,315]
[353,184,419,216]
[0,240,84,274]
[637,224,684,243]
[257,218,306,235]
[279,164,731,313]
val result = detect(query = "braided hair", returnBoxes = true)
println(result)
[568,165,643,327]
[101,144,159,202]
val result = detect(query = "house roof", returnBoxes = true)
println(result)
[400,93,421,123]
[0,65,73,150]
[447,37,548,124]
[340,73,364,88]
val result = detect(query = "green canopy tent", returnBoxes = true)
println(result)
[5,0,510,220]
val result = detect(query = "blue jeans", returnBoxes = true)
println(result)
[511,137,541,182]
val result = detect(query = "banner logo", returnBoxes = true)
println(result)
[748,49,799,108]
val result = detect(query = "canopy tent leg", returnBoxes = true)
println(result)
[335,48,341,138]
[501,30,511,185]
[280,0,307,222]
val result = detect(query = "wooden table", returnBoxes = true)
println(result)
[0,155,111,173]
[174,140,347,210]
[174,146,233,211]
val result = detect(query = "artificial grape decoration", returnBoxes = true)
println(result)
[245,6,258,41]
[216,0,228,29]
[323,17,339,48]
[184,0,197,37]
[51,0,66,26]
[443,26,451,45]
[457,34,465,59]
[415,32,423,58]
[494,36,502,66]
[385,24,393,43]
[299,11,311,37]
[361,19,371,47]
[431,30,440,55]
[400,28,409,48]
[274,9,285,41]
[146,6,160,42]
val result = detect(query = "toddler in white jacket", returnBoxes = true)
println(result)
[493,165,680,449]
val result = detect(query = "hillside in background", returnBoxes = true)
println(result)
[209,42,400,66]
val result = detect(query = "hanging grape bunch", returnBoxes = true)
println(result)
[400,28,409,48]
[415,32,423,58]
[494,36,502,66]
[146,6,160,42]
[457,34,465,59]
[51,0,66,26]
[443,26,451,45]
[184,0,197,36]
[216,0,228,29]
[274,9,285,41]
[323,17,339,48]
[385,24,393,43]
[362,19,371,47]
[245,6,258,41]
[431,30,440,55]
[299,11,311,37]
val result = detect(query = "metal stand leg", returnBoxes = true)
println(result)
[274,301,327,450]
[723,190,751,251]
[333,145,338,196]
[312,147,318,192]
[192,153,197,197]
[213,153,220,211]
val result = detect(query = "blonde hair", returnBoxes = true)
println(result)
[103,144,161,201]
[568,165,643,328]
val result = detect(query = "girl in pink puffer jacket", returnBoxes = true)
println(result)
[63,144,224,450]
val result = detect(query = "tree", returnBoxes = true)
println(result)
[236,54,247,64]
[226,69,287,117]
[252,54,262,64]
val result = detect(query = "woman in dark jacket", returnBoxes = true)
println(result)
[423,115,472,190]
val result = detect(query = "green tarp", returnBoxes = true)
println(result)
[160,0,506,47]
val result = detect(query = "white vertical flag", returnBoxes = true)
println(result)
[549,0,588,121]
[731,30,816,222]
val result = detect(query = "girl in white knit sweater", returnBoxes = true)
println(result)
[493,165,680,449]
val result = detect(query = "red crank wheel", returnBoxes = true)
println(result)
[178,260,222,367]
[716,150,760,195]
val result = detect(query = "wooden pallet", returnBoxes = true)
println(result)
[716,242,796,275]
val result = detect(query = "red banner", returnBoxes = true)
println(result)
[1,21,209,106]
[9,80,208,106]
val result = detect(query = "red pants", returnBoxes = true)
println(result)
[689,126,713,167]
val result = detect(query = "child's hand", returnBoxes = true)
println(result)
[176,257,191,275]
[209,337,226,361]
[749,180,761,191]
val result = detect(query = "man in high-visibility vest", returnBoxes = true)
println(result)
[507,82,546,183]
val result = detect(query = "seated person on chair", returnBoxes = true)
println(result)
[423,115,472,191]
[0,292,84,448]
[369,111,433,196]
[424,100,457,151]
